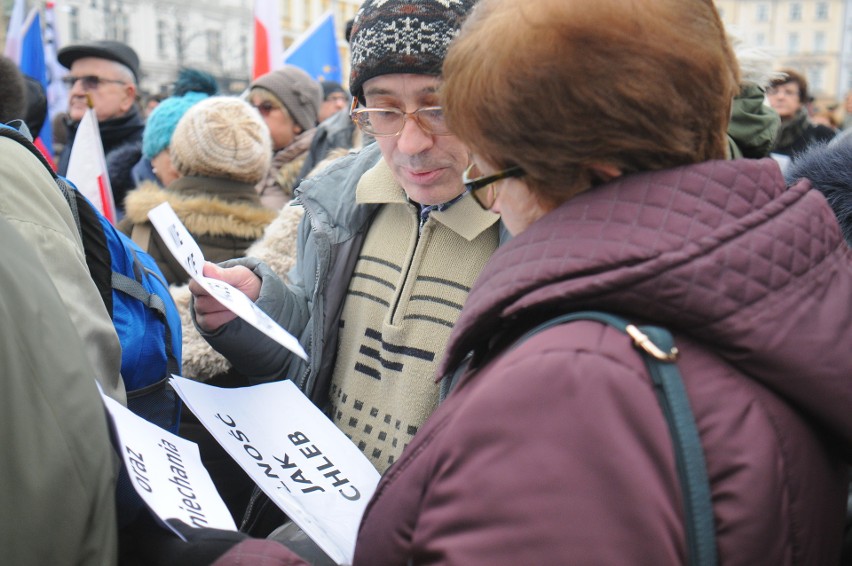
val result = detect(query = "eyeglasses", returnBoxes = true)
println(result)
[463,163,525,210]
[349,97,450,137]
[251,101,281,117]
[61,75,126,90]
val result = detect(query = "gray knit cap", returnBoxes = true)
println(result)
[348,0,477,100]
[250,65,322,131]
[170,96,272,185]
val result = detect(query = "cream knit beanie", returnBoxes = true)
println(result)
[170,96,272,184]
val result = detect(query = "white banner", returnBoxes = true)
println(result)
[147,201,307,361]
[170,376,380,565]
[100,392,237,538]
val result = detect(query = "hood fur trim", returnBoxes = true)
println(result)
[124,182,276,239]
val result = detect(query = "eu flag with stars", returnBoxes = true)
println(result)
[283,11,342,85]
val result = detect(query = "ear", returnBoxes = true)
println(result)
[121,84,137,113]
[588,163,622,184]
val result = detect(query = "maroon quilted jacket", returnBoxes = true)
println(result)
[352,158,852,565]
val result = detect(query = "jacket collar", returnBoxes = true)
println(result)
[356,158,498,241]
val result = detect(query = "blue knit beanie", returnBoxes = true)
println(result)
[142,91,209,159]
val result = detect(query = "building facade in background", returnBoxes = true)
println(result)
[1,0,361,96]
[715,0,852,102]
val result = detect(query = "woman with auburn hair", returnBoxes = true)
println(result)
[351,0,852,563]
[173,0,850,564]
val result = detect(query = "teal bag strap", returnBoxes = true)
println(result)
[512,311,718,566]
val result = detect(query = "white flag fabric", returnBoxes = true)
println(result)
[44,2,69,118]
[3,0,26,62]
[65,107,117,223]
[253,0,284,79]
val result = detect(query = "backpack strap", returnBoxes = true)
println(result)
[111,248,181,379]
[448,311,718,566]
[130,223,152,252]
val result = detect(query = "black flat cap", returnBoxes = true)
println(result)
[58,40,140,82]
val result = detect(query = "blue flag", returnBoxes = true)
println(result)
[283,11,342,84]
[19,9,52,153]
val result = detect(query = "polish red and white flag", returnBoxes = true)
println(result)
[253,0,283,79]
[65,106,117,224]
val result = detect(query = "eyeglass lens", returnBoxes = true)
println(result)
[61,75,121,90]
[352,107,448,136]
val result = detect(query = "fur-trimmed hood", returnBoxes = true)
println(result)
[123,178,276,240]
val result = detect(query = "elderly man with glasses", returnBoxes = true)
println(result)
[56,40,144,216]
[190,0,504,537]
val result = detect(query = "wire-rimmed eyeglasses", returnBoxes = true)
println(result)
[349,97,451,137]
[61,75,127,91]
[463,163,525,210]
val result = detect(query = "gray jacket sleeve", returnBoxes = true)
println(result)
[193,239,312,384]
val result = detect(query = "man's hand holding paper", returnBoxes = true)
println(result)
[147,202,307,361]
[190,262,261,332]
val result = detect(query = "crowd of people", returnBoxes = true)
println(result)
[2,0,852,564]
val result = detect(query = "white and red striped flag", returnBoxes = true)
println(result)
[252,0,283,79]
[65,106,117,224]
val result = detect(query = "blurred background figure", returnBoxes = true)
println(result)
[56,39,144,214]
[318,80,349,123]
[119,96,276,285]
[142,92,165,119]
[844,91,852,131]
[248,65,322,209]
[131,68,219,186]
[768,68,836,160]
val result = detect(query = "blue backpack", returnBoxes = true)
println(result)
[0,122,183,524]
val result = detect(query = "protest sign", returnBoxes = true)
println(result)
[100,392,237,539]
[170,376,380,565]
[147,201,307,361]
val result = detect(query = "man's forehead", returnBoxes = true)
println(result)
[363,74,440,98]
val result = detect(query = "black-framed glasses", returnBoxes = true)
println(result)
[349,97,450,137]
[61,75,126,90]
[251,101,281,117]
[463,163,525,210]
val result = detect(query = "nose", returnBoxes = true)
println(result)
[395,115,434,156]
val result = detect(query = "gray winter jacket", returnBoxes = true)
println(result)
[198,143,385,406]
[0,217,118,565]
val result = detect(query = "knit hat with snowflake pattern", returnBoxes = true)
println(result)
[348,0,477,100]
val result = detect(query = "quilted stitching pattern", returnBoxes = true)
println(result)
[442,158,847,376]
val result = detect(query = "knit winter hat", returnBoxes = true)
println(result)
[142,91,209,159]
[170,97,272,185]
[250,65,322,131]
[348,0,477,100]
